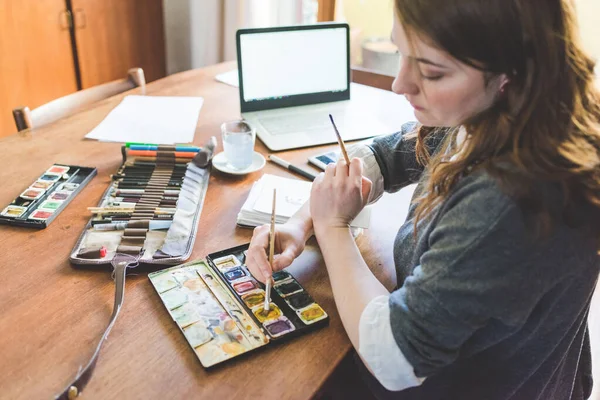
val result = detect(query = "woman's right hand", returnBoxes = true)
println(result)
[246,221,308,283]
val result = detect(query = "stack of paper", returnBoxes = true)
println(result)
[237,174,371,228]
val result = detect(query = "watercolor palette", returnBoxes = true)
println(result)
[149,244,328,368]
[0,164,96,228]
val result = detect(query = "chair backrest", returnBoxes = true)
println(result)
[12,67,146,132]
[351,66,394,92]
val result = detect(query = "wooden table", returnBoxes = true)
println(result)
[0,61,410,399]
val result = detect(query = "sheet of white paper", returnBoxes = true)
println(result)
[215,70,239,87]
[85,95,204,144]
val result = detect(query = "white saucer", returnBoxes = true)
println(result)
[212,151,266,175]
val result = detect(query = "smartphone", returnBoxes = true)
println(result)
[308,151,339,170]
[308,138,375,170]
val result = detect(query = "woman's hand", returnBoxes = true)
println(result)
[310,158,372,235]
[246,221,309,283]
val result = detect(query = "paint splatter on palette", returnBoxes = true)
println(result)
[0,164,96,228]
[149,244,328,368]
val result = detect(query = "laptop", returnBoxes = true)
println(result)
[236,23,403,151]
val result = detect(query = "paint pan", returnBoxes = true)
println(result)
[38,200,63,211]
[253,303,282,323]
[274,279,304,298]
[223,266,246,281]
[28,210,54,220]
[272,270,292,282]
[39,173,62,182]
[297,304,328,325]
[263,317,295,338]
[285,291,314,311]
[1,205,27,218]
[20,188,45,200]
[232,279,258,294]
[49,191,71,201]
[58,182,80,191]
[46,165,71,175]
[213,254,241,271]
[241,290,266,308]
[31,180,54,189]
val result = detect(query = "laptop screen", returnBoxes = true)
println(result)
[237,23,350,113]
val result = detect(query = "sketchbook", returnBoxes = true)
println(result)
[236,174,371,228]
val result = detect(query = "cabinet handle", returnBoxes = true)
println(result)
[74,8,87,29]
[58,10,73,30]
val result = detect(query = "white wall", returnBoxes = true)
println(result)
[576,0,600,64]
[162,0,600,76]
[162,0,192,75]
[162,0,303,75]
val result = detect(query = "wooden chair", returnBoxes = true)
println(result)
[351,65,394,91]
[12,67,146,132]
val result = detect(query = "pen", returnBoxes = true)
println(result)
[127,150,197,158]
[93,220,172,231]
[129,145,201,152]
[268,155,317,181]
[126,142,200,149]
[328,114,350,164]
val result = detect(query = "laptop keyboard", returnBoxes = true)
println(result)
[258,111,347,136]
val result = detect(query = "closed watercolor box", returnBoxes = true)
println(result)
[149,243,329,368]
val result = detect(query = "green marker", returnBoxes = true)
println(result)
[125,142,157,148]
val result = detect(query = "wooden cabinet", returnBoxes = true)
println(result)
[0,0,77,137]
[0,0,166,137]
[318,0,336,21]
[72,0,165,88]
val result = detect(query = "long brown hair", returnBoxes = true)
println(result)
[395,0,600,237]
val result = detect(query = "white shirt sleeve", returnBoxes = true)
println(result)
[358,295,427,391]
[347,144,384,204]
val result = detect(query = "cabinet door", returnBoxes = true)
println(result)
[72,0,166,88]
[0,0,78,137]
[318,0,336,21]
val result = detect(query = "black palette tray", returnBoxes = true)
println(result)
[206,243,329,342]
[0,164,96,228]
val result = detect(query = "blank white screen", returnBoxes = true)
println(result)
[240,27,348,102]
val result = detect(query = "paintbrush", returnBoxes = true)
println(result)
[111,188,180,195]
[88,207,176,215]
[328,114,350,165]
[91,215,173,225]
[263,188,277,315]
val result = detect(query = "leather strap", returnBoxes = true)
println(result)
[55,253,141,400]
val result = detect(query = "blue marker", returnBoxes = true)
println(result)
[128,144,201,152]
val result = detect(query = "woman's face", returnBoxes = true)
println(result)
[391,17,504,127]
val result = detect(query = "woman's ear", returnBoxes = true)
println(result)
[498,74,510,94]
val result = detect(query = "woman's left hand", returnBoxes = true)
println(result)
[310,157,372,234]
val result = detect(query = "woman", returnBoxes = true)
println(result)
[247,0,600,398]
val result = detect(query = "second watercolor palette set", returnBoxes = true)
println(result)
[149,244,328,368]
